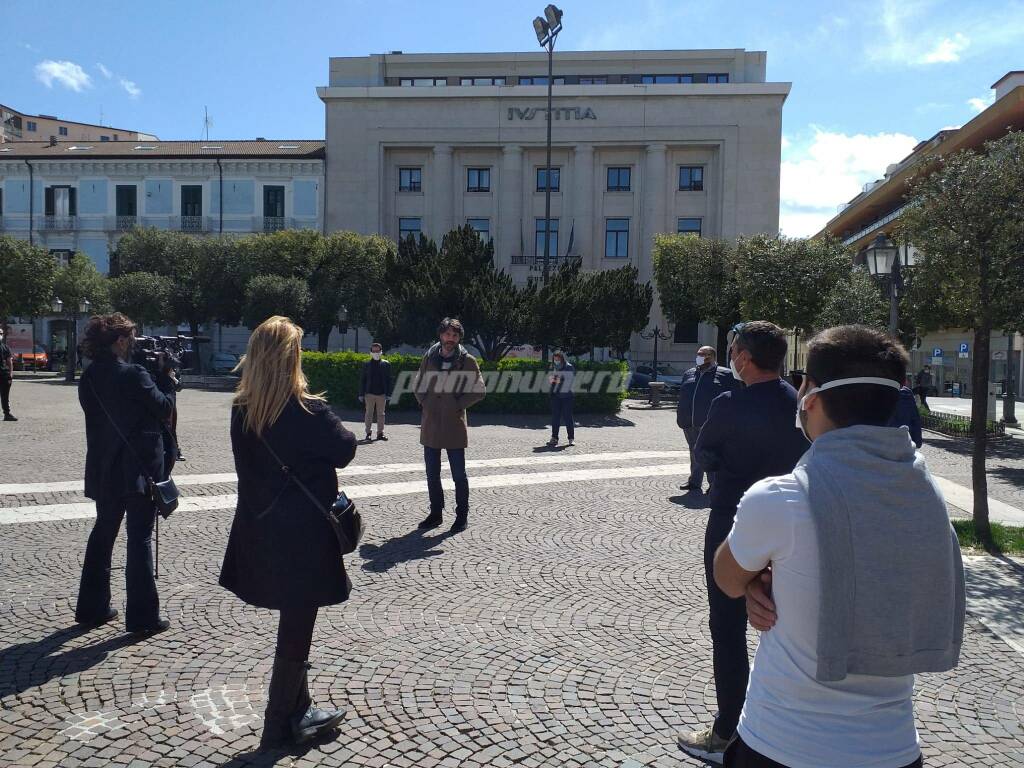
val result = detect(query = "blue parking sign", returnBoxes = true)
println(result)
[933,347,943,357]
[959,342,969,354]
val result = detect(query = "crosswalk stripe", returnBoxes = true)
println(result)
[0,450,688,496]
[0,462,689,525]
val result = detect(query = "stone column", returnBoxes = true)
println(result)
[573,144,594,267]
[500,145,523,267]
[431,144,453,239]
[641,143,668,286]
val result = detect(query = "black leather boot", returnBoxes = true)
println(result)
[260,655,304,749]
[418,509,443,529]
[450,509,468,533]
[290,661,345,744]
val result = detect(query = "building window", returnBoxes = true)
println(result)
[604,218,629,258]
[677,218,703,236]
[399,217,421,240]
[460,77,506,85]
[707,73,730,83]
[606,167,631,191]
[398,167,422,192]
[467,168,491,192]
[113,133,119,140]
[579,76,608,85]
[27,121,37,132]
[58,126,68,136]
[673,321,699,344]
[536,167,560,192]
[679,166,704,191]
[399,78,447,86]
[535,218,559,256]
[519,76,566,85]
[116,185,137,217]
[49,249,73,267]
[467,218,490,241]
[641,74,694,84]
[44,186,77,217]
[100,135,110,142]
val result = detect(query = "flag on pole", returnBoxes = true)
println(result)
[566,219,575,256]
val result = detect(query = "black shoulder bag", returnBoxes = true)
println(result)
[258,434,364,555]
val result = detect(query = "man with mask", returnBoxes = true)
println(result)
[713,325,964,768]
[414,318,486,533]
[676,345,739,492]
[359,342,392,441]
[679,321,809,764]
[0,327,15,421]
[547,350,575,447]
[914,364,933,410]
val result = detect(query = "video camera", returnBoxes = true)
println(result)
[132,336,190,379]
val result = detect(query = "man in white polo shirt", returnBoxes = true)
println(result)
[713,325,965,768]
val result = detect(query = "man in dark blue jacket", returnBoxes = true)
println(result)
[679,321,809,764]
[676,345,739,492]
[888,384,924,448]
[75,313,176,636]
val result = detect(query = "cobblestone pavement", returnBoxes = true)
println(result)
[1,384,1023,767]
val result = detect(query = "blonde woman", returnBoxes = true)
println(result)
[219,316,357,749]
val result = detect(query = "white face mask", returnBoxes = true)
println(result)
[795,376,902,441]
[696,355,706,366]
[371,351,381,360]
[729,356,744,381]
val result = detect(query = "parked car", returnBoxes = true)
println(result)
[210,352,241,375]
[15,345,49,371]
[633,364,683,391]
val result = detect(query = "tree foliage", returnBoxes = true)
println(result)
[0,235,60,319]
[242,274,310,330]
[899,130,1024,545]
[54,253,110,381]
[108,272,174,331]
[817,267,889,330]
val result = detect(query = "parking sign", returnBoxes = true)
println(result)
[959,342,969,359]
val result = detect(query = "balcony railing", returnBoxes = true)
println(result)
[263,216,288,232]
[41,215,77,231]
[179,215,206,233]
[116,215,138,231]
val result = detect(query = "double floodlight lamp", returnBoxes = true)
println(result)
[533,4,563,46]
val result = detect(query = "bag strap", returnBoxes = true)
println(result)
[257,430,335,525]
[86,376,155,485]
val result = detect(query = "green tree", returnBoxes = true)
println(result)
[108,272,174,333]
[242,275,310,330]
[586,264,653,356]
[652,234,741,360]
[0,235,60,319]
[817,267,889,330]
[899,130,1024,547]
[53,253,110,381]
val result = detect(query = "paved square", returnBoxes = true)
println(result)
[1,381,1022,766]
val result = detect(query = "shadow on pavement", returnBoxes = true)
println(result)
[217,729,340,767]
[331,407,638,430]
[358,528,452,573]
[0,624,141,699]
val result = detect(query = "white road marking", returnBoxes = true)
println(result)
[0,450,687,496]
[0,462,689,525]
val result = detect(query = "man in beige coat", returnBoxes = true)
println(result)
[414,318,486,533]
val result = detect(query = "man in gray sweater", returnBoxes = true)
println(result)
[713,325,964,768]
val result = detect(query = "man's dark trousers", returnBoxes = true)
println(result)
[424,446,468,514]
[683,425,704,487]
[551,397,574,441]
[0,371,12,416]
[75,491,160,629]
[704,507,749,740]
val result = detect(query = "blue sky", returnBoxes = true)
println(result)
[2,0,1020,235]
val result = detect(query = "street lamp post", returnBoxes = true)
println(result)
[533,4,563,286]
[864,234,904,337]
[639,325,671,381]
[1004,331,1017,424]
[63,298,90,383]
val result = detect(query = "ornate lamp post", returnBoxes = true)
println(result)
[532,5,563,286]
[639,325,671,381]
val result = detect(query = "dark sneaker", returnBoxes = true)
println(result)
[418,510,443,529]
[546,438,558,447]
[76,607,118,628]
[677,725,732,765]
[365,432,373,442]
[129,617,171,638]
[376,434,388,441]
[450,513,468,533]
[3,414,17,422]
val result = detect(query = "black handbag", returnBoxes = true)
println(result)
[259,434,364,555]
[86,379,180,519]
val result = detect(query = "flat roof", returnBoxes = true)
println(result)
[0,140,325,160]
[0,103,149,137]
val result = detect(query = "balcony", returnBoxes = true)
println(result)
[40,215,77,231]
[263,216,289,232]
[178,215,207,233]
[116,215,138,231]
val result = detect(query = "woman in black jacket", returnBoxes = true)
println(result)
[219,316,357,749]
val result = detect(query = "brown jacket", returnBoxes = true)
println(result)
[414,344,486,449]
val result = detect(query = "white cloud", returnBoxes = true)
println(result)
[921,33,970,63]
[779,127,918,237]
[119,78,141,99]
[967,91,996,113]
[96,63,112,79]
[34,59,92,91]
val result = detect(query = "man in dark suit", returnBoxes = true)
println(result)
[677,345,740,493]
[679,321,810,764]
[75,313,177,636]
[0,327,15,421]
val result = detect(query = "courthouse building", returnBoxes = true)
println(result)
[319,49,789,361]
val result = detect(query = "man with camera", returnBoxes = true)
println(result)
[414,318,486,533]
[0,327,15,422]
[75,313,177,636]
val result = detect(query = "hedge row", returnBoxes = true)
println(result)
[302,351,628,414]
[919,407,1006,438]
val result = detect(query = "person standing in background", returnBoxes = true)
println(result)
[547,350,575,447]
[676,345,739,493]
[359,342,392,442]
[914,365,933,410]
[0,327,15,421]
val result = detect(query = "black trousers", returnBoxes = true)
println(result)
[551,397,574,440]
[0,372,11,415]
[76,491,160,630]
[424,446,468,514]
[724,735,923,768]
[276,605,318,662]
[683,425,704,486]
[704,508,749,740]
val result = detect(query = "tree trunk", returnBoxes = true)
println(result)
[317,324,331,353]
[64,316,77,383]
[190,321,203,374]
[971,324,993,548]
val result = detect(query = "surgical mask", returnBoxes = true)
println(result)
[795,376,902,441]
[371,352,381,361]
[696,355,706,366]
[729,356,744,381]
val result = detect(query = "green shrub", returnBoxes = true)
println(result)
[302,351,628,414]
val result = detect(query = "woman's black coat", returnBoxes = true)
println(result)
[220,398,357,610]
